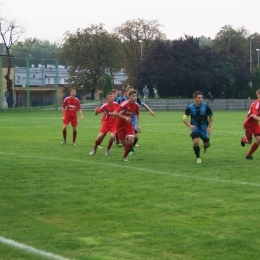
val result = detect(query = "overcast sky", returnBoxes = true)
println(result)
[2,0,260,43]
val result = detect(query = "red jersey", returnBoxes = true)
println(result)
[115,99,139,126]
[62,97,81,117]
[97,102,118,126]
[244,100,260,127]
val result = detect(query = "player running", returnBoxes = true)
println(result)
[61,87,83,145]
[183,91,213,163]
[113,90,140,162]
[241,89,260,159]
[89,92,119,156]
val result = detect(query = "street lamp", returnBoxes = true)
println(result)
[138,40,143,68]
[250,37,255,87]
[256,49,260,67]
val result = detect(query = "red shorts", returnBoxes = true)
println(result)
[100,124,117,134]
[117,124,135,140]
[244,124,260,140]
[63,115,78,127]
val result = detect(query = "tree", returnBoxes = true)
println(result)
[198,36,212,47]
[0,17,24,107]
[102,74,113,98]
[113,19,166,88]
[11,38,62,66]
[58,24,123,96]
[252,67,260,93]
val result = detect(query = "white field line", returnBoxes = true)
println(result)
[0,236,72,260]
[1,151,260,188]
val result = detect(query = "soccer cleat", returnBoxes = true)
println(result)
[197,157,202,164]
[117,144,123,147]
[89,150,96,155]
[98,145,103,148]
[122,158,129,162]
[105,149,110,156]
[132,146,136,151]
[135,144,139,147]
[241,136,246,147]
[72,142,76,145]
[129,151,134,156]
[246,155,253,160]
[61,140,66,145]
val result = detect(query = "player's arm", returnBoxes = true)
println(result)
[182,107,196,130]
[62,106,66,121]
[136,114,141,133]
[78,108,83,121]
[206,115,213,134]
[252,114,260,121]
[113,110,132,123]
[95,107,103,115]
[142,103,155,117]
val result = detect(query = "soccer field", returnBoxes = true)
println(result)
[0,110,260,260]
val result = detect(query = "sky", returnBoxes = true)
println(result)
[2,0,260,43]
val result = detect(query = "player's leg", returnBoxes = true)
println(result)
[241,126,252,146]
[90,129,106,155]
[106,131,116,156]
[71,118,78,145]
[61,121,68,144]
[246,128,260,159]
[122,125,135,161]
[191,132,201,163]
[201,133,210,154]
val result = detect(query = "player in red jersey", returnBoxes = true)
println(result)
[89,93,119,156]
[113,90,140,162]
[241,89,260,159]
[61,87,83,145]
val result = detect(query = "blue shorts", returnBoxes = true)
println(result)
[190,130,209,142]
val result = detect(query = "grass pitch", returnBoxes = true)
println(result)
[0,110,260,260]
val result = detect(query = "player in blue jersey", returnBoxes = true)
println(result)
[182,91,213,163]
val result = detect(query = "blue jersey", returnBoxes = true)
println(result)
[184,102,213,131]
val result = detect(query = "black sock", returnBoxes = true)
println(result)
[193,146,200,158]
[133,137,138,146]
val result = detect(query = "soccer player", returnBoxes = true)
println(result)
[182,91,213,163]
[241,89,260,159]
[89,93,119,156]
[61,87,83,145]
[113,90,140,162]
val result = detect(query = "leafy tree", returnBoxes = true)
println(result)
[0,17,24,108]
[102,74,113,98]
[252,67,260,93]
[11,38,61,66]
[58,24,123,96]
[113,19,166,88]
[198,36,212,47]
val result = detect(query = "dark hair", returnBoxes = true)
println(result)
[129,90,137,96]
[193,91,203,98]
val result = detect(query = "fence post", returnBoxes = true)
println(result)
[166,100,169,111]
[26,58,30,110]
[55,60,59,110]
[0,56,2,110]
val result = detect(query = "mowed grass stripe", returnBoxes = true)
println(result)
[1,151,260,188]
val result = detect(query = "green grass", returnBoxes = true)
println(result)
[0,110,260,260]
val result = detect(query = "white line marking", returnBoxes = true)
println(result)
[0,236,72,260]
[1,151,260,188]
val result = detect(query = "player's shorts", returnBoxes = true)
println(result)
[117,124,135,140]
[63,116,78,127]
[244,125,260,140]
[190,130,209,143]
[100,124,117,135]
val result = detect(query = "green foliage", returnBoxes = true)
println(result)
[102,73,113,97]
[198,35,212,47]
[252,67,260,92]
[11,38,61,66]
[1,111,260,259]
[58,24,123,95]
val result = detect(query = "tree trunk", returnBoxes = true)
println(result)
[4,53,14,108]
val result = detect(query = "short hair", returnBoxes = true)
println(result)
[110,89,117,93]
[69,87,76,92]
[129,90,137,96]
[193,91,203,98]
[256,89,260,95]
[106,92,112,97]
[126,86,134,92]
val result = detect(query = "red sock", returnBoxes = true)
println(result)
[107,139,113,150]
[73,130,77,143]
[63,129,67,140]
[242,137,248,143]
[116,133,120,145]
[122,143,132,159]
[247,142,259,156]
